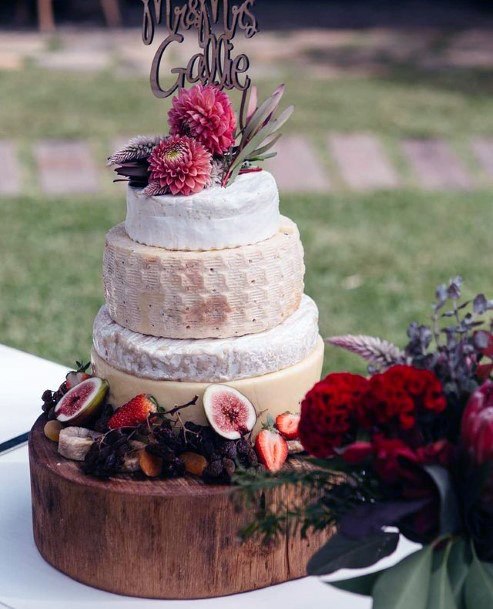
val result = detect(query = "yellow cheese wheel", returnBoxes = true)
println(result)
[91,337,325,436]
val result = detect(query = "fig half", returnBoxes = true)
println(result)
[55,377,109,425]
[203,385,257,440]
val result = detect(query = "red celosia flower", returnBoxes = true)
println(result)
[168,85,237,156]
[299,373,369,458]
[145,136,212,197]
[363,365,446,430]
[372,436,419,484]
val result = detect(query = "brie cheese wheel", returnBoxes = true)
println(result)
[125,171,280,251]
[93,295,320,383]
[92,337,325,435]
[103,218,305,339]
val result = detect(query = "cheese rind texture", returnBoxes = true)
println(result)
[103,219,305,339]
[93,295,320,382]
[125,171,280,251]
[91,338,324,435]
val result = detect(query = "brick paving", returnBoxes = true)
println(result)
[329,133,399,191]
[0,141,21,196]
[1,134,493,197]
[34,140,99,195]
[266,136,331,193]
[471,138,493,179]
[401,139,473,191]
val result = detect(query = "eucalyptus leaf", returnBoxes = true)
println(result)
[307,532,399,576]
[329,570,384,596]
[424,465,461,536]
[426,542,457,609]
[464,544,493,609]
[372,546,433,609]
[250,133,282,157]
[448,538,472,604]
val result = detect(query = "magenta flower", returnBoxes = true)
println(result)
[168,85,237,156]
[145,136,212,197]
[462,381,493,464]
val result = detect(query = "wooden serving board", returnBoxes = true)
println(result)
[29,416,329,599]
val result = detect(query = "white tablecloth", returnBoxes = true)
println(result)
[0,344,417,609]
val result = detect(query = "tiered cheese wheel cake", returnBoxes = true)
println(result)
[91,170,324,432]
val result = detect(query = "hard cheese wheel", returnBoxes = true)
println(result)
[93,295,320,383]
[103,217,305,339]
[91,338,325,435]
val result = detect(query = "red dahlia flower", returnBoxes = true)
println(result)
[299,373,369,458]
[168,85,237,156]
[462,381,493,464]
[145,136,212,197]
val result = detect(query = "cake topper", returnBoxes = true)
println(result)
[140,0,258,100]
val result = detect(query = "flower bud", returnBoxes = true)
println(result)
[461,381,493,464]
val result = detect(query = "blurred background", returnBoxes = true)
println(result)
[1,0,493,373]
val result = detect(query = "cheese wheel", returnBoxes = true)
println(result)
[93,295,320,383]
[103,218,305,339]
[91,338,325,435]
[125,171,280,251]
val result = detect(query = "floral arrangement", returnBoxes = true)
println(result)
[107,84,293,196]
[236,277,493,608]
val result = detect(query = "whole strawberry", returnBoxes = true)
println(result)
[108,394,157,429]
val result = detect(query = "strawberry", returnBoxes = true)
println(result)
[108,394,157,429]
[275,412,300,440]
[66,371,91,390]
[255,428,288,473]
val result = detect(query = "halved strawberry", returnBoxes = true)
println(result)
[255,428,288,473]
[275,412,300,440]
[66,371,91,390]
[108,394,157,429]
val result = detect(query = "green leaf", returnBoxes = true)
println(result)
[448,538,472,604]
[426,542,457,609]
[307,532,399,576]
[464,543,493,609]
[250,133,282,157]
[372,546,433,609]
[329,569,385,596]
[424,465,461,536]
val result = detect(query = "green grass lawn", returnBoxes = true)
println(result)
[1,190,492,374]
[1,62,493,374]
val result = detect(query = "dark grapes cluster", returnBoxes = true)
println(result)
[41,383,67,420]
[83,429,132,479]
[180,422,260,484]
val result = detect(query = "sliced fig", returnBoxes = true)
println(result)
[203,385,257,440]
[55,377,109,425]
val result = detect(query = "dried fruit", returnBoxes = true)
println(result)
[55,377,109,425]
[58,427,102,461]
[180,452,208,476]
[139,450,163,478]
[108,394,157,429]
[255,428,288,473]
[203,385,257,440]
[275,412,300,440]
[44,420,63,442]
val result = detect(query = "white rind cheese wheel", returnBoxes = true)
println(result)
[103,218,305,340]
[125,171,280,251]
[93,295,320,383]
[91,338,325,435]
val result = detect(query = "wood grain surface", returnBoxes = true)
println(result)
[29,416,329,599]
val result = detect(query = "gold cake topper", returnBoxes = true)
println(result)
[140,0,258,99]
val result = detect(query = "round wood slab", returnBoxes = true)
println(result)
[29,416,329,599]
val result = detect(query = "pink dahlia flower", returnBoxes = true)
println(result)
[168,85,237,156]
[146,136,212,197]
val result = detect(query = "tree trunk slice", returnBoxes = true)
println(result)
[29,416,330,599]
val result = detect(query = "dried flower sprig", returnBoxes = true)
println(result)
[107,135,164,166]
[222,85,294,187]
[328,335,404,369]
